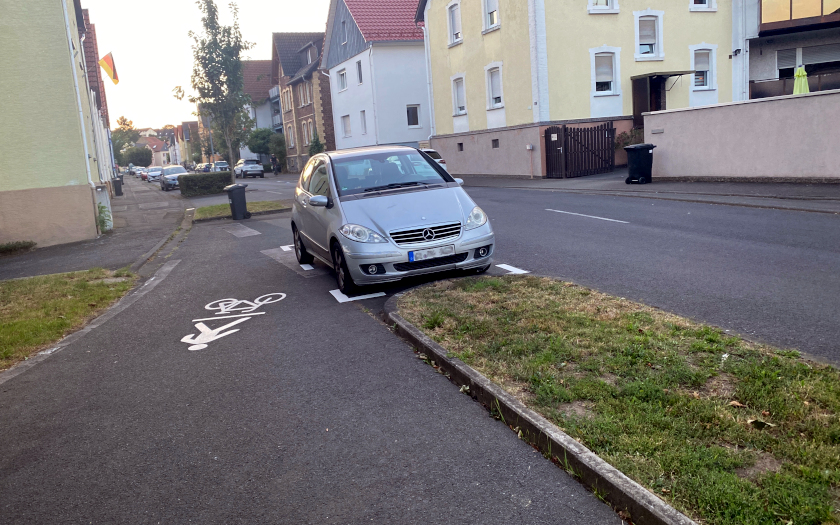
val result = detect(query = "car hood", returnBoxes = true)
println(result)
[339,186,475,234]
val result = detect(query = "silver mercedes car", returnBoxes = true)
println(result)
[291,146,494,294]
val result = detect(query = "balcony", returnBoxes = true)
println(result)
[761,0,840,34]
[272,113,283,129]
[269,85,280,101]
[750,71,840,98]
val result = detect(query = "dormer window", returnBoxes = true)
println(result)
[307,48,313,64]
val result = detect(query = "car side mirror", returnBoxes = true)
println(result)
[454,178,464,185]
[309,195,328,207]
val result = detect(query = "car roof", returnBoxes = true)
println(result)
[327,145,419,162]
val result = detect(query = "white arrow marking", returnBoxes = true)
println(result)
[496,264,530,275]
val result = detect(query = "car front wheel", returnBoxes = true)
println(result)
[332,242,357,296]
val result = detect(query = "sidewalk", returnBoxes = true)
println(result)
[462,169,840,214]
[0,176,189,280]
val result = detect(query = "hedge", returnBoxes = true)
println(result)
[178,171,232,197]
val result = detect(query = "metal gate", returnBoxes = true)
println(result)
[544,122,616,178]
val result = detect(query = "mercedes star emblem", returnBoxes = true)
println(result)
[422,228,435,241]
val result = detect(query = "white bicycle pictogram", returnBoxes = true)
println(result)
[181,293,286,351]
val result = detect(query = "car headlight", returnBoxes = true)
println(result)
[465,206,488,230]
[339,224,388,243]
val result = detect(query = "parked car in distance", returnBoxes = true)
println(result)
[234,159,265,178]
[421,148,447,171]
[160,165,188,191]
[146,166,163,182]
[292,146,494,295]
[212,161,229,172]
[140,168,148,181]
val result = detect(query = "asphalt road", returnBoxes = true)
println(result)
[0,214,619,524]
[465,186,840,363]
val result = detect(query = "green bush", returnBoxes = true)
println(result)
[178,171,232,197]
[0,241,36,255]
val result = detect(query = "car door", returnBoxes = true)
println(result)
[295,158,318,250]
[302,159,336,261]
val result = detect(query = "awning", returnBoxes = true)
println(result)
[631,70,695,80]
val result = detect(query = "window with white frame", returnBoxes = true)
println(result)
[448,3,462,44]
[307,48,313,64]
[487,66,503,108]
[302,121,309,145]
[341,21,347,44]
[407,105,420,127]
[309,120,315,142]
[635,11,664,60]
[356,60,363,84]
[694,50,710,87]
[338,69,347,91]
[287,125,295,148]
[690,0,717,11]
[360,110,366,134]
[452,76,467,115]
[485,0,499,30]
[341,115,351,137]
[595,53,615,93]
[306,82,312,104]
[588,0,619,14]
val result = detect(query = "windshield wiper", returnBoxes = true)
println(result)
[363,181,426,193]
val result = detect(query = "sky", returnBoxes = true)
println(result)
[81,0,331,130]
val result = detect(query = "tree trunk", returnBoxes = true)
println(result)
[222,131,236,185]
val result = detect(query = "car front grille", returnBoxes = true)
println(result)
[389,222,461,246]
[393,252,468,272]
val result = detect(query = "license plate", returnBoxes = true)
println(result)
[409,244,455,262]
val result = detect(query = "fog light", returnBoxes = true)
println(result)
[478,247,488,257]
[368,265,378,274]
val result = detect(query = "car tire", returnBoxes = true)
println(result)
[625,178,632,184]
[332,241,358,296]
[293,225,314,264]
[260,174,264,178]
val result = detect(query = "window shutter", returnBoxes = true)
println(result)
[777,49,797,69]
[451,5,461,37]
[487,0,498,22]
[639,19,656,45]
[595,54,613,81]
[455,79,466,111]
[695,50,710,71]
[803,43,840,65]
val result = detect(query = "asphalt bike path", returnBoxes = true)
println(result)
[0,216,618,523]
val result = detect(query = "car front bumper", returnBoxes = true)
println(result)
[340,223,495,286]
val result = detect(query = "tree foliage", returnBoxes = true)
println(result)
[112,116,140,165]
[125,147,152,167]
[308,131,325,157]
[269,133,286,170]
[247,128,274,157]
[175,0,253,183]
[192,152,203,164]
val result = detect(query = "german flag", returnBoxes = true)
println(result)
[98,53,119,85]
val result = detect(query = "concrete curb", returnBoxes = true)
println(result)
[192,208,291,224]
[384,291,697,525]
[130,209,193,273]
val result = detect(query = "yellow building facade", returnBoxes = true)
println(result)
[0,0,113,246]
[418,0,733,177]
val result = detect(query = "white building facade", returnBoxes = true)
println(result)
[322,0,430,150]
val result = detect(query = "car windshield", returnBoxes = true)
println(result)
[149,168,162,173]
[331,151,451,197]
[164,166,187,175]
[424,150,442,160]
[216,162,228,167]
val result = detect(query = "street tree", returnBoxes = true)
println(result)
[125,147,152,167]
[174,0,253,183]
[308,131,325,157]
[112,116,141,165]
[269,133,286,171]
[247,128,273,157]
[192,152,202,164]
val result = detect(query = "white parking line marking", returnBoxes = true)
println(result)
[496,264,530,275]
[330,289,387,303]
[280,245,294,251]
[224,224,261,237]
[300,264,314,270]
[545,209,629,224]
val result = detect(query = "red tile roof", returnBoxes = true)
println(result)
[144,137,166,151]
[242,60,274,103]
[344,0,424,42]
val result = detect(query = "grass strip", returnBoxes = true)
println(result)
[0,268,136,371]
[194,200,290,221]
[399,275,840,525]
